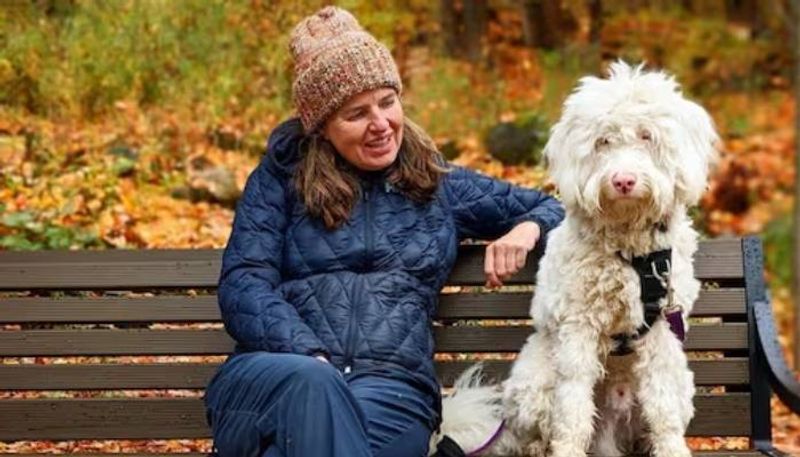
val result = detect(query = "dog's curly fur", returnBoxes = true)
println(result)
[431,62,719,457]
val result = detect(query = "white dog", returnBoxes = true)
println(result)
[431,62,718,457]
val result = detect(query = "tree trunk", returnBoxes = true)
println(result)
[521,0,537,47]
[688,0,727,17]
[725,0,763,38]
[440,0,460,58]
[588,0,603,46]
[462,0,488,62]
[725,0,757,23]
[792,0,800,369]
[521,0,563,50]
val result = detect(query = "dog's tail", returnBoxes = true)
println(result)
[428,363,505,456]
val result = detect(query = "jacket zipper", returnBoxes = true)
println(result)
[344,184,374,374]
[364,184,374,271]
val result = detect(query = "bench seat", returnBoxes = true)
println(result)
[1,236,798,455]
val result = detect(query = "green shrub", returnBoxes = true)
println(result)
[0,210,103,250]
[0,0,309,118]
[763,212,792,289]
[485,113,549,165]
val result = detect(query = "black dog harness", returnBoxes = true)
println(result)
[432,435,467,457]
[611,248,686,356]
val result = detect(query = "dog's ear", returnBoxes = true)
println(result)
[542,114,594,210]
[671,98,720,205]
[543,119,573,189]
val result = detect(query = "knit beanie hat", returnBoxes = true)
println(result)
[290,6,403,133]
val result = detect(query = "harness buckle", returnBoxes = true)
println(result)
[650,257,687,342]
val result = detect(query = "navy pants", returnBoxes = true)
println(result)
[204,352,435,457]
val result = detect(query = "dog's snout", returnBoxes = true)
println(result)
[611,172,637,195]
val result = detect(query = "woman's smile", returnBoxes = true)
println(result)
[363,134,394,156]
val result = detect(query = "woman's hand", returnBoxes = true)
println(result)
[484,221,541,288]
[313,353,330,364]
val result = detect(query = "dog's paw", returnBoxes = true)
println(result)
[549,440,587,457]
[651,438,691,457]
[523,441,547,457]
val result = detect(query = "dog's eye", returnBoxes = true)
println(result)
[594,137,610,149]
[639,129,653,141]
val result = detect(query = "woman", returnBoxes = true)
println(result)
[204,6,564,457]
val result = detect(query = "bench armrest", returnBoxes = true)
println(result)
[754,298,800,414]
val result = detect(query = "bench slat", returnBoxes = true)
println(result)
[438,288,745,319]
[12,455,209,457]
[0,296,223,323]
[0,394,750,440]
[0,240,744,291]
[434,324,747,352]
[451,238,743,285]
[0,324,747,356]
[0,250,221,290]
[1,453,769,457]
[0,289,746,323]
[0,358,749,390]
[434,358,750,387]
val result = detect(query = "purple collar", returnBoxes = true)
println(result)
[466,420,505,456]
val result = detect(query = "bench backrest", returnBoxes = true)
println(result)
[0,237,770,446]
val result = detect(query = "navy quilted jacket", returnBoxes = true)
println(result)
[218,118,564,409]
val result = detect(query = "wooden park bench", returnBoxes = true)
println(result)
[0,236,798,456]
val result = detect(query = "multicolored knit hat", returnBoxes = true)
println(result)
[290,6,402,133]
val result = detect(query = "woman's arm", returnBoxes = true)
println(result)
[443,165,565,287]
[443,165,564,241]
[218,156,328,357]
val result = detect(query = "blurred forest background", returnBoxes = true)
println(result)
[1,0,799,453]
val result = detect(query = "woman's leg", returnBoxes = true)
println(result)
[204,352,371,457]
[346,374,436,457]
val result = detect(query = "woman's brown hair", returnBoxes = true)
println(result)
[295,118,448,230]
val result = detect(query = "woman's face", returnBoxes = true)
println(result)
[322,87,404,171]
